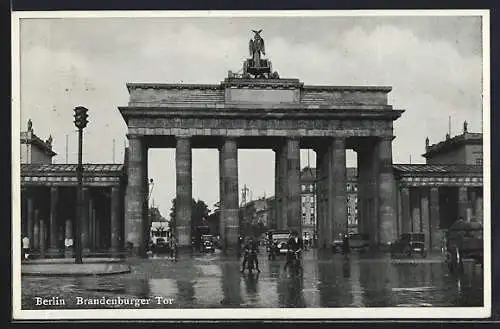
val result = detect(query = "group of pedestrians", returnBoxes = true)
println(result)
[240,230,304,273]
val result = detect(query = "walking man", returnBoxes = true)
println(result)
[22,236,30,260]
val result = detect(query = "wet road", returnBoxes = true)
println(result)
[22,249,483,309]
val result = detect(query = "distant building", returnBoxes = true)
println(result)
[422,121,483,165]
[300,166,358,239]
[239,197,270,236]
[300,167,316,240]
[346,168,358,233]
[21,119,56,164]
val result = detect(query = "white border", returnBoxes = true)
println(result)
[11,9,491,320]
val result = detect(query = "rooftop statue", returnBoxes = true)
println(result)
[249,29,265,69]
[241,30,280,79]
[27,118,33,132]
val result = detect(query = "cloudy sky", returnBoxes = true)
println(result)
[17,13,484,217]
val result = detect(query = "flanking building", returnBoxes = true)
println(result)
[20,120,127,257]
[392,122,483,251]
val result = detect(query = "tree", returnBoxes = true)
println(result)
[169,198,210,234]
[149,207,167,222]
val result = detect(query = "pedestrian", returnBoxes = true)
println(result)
[342,233,350,260]
[241,236,260,272]
[64,237,73,258]
[170,235,178,262]
[284,231,303,271]
[22,236,30,260]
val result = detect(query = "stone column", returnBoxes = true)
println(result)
[411,189,421,232]
[39,219,46,258]
[27,196,34,243]
[110,186,121,253]
[92,208,97,249]
[176,136,192,249]
[429,187,440,251]
[273,146,282,230]
[420,188,430,251]
[356,144,371,236]
[278,144,288,230]
[125,135,147,256]
[329,138,347,242]
[218,146,226,248]
[33,209,40,250]
[285,138,301,233]
[48,187,59,252]
[475,191,483,223]
[458,186,468,220]
[469,189,477,221]
[316,146,329,248]
[397,187,402,236]
[21,189,27,236]
[65,219,72,239]
[401,187,411,233]
[376,137,397,246]
[366,139,379,245]
[82,187,90,252]
[221,138,239,251]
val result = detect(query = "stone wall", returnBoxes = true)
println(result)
[128,86,224,106]
[301,88,389,106]
[128,116,394,138]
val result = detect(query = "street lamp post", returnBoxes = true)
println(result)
[73,106,89,264]
[146,178,154,253]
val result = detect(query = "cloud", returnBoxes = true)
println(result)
[18,16,483,216]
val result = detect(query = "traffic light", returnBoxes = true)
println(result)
[73,106,89,129]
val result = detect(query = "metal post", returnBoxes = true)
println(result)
[73,106,88,264]
[74,127,83,264]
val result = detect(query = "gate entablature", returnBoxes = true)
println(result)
[125,82,394,109]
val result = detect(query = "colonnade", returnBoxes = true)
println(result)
[125,134,399,255]
[21,186,122,256]
[399,185,483,251]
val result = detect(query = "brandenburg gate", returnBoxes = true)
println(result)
[119,31,404,256]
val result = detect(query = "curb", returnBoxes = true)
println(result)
[21,265,131,277]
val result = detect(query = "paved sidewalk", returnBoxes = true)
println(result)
[24,257,124,264]
[21,259,131,277]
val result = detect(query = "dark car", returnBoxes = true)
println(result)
[267,231,291,257]
[332,233,370,253]
[201,235,216,253]
[151,238,170,253]
[390,233,426,258]
[331,233,344,253]
[444,220,483,273]
[348,233,370,252]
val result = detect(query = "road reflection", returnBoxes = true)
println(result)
[21,251,484,309]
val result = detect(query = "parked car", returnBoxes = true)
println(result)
[201,235,216,253]
[332,233,370,253]
[331,233,344,253]
[390,233,426,258]
[348,233,370,252]
[444,220,483,273]
[151,237,170,254]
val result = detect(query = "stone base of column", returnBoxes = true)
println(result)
[47,248,63,258]
[174,246,194,259]
[176,226,191,249]
[222,208,239,249]
[127,246,147,258]
[110,247,123,258]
